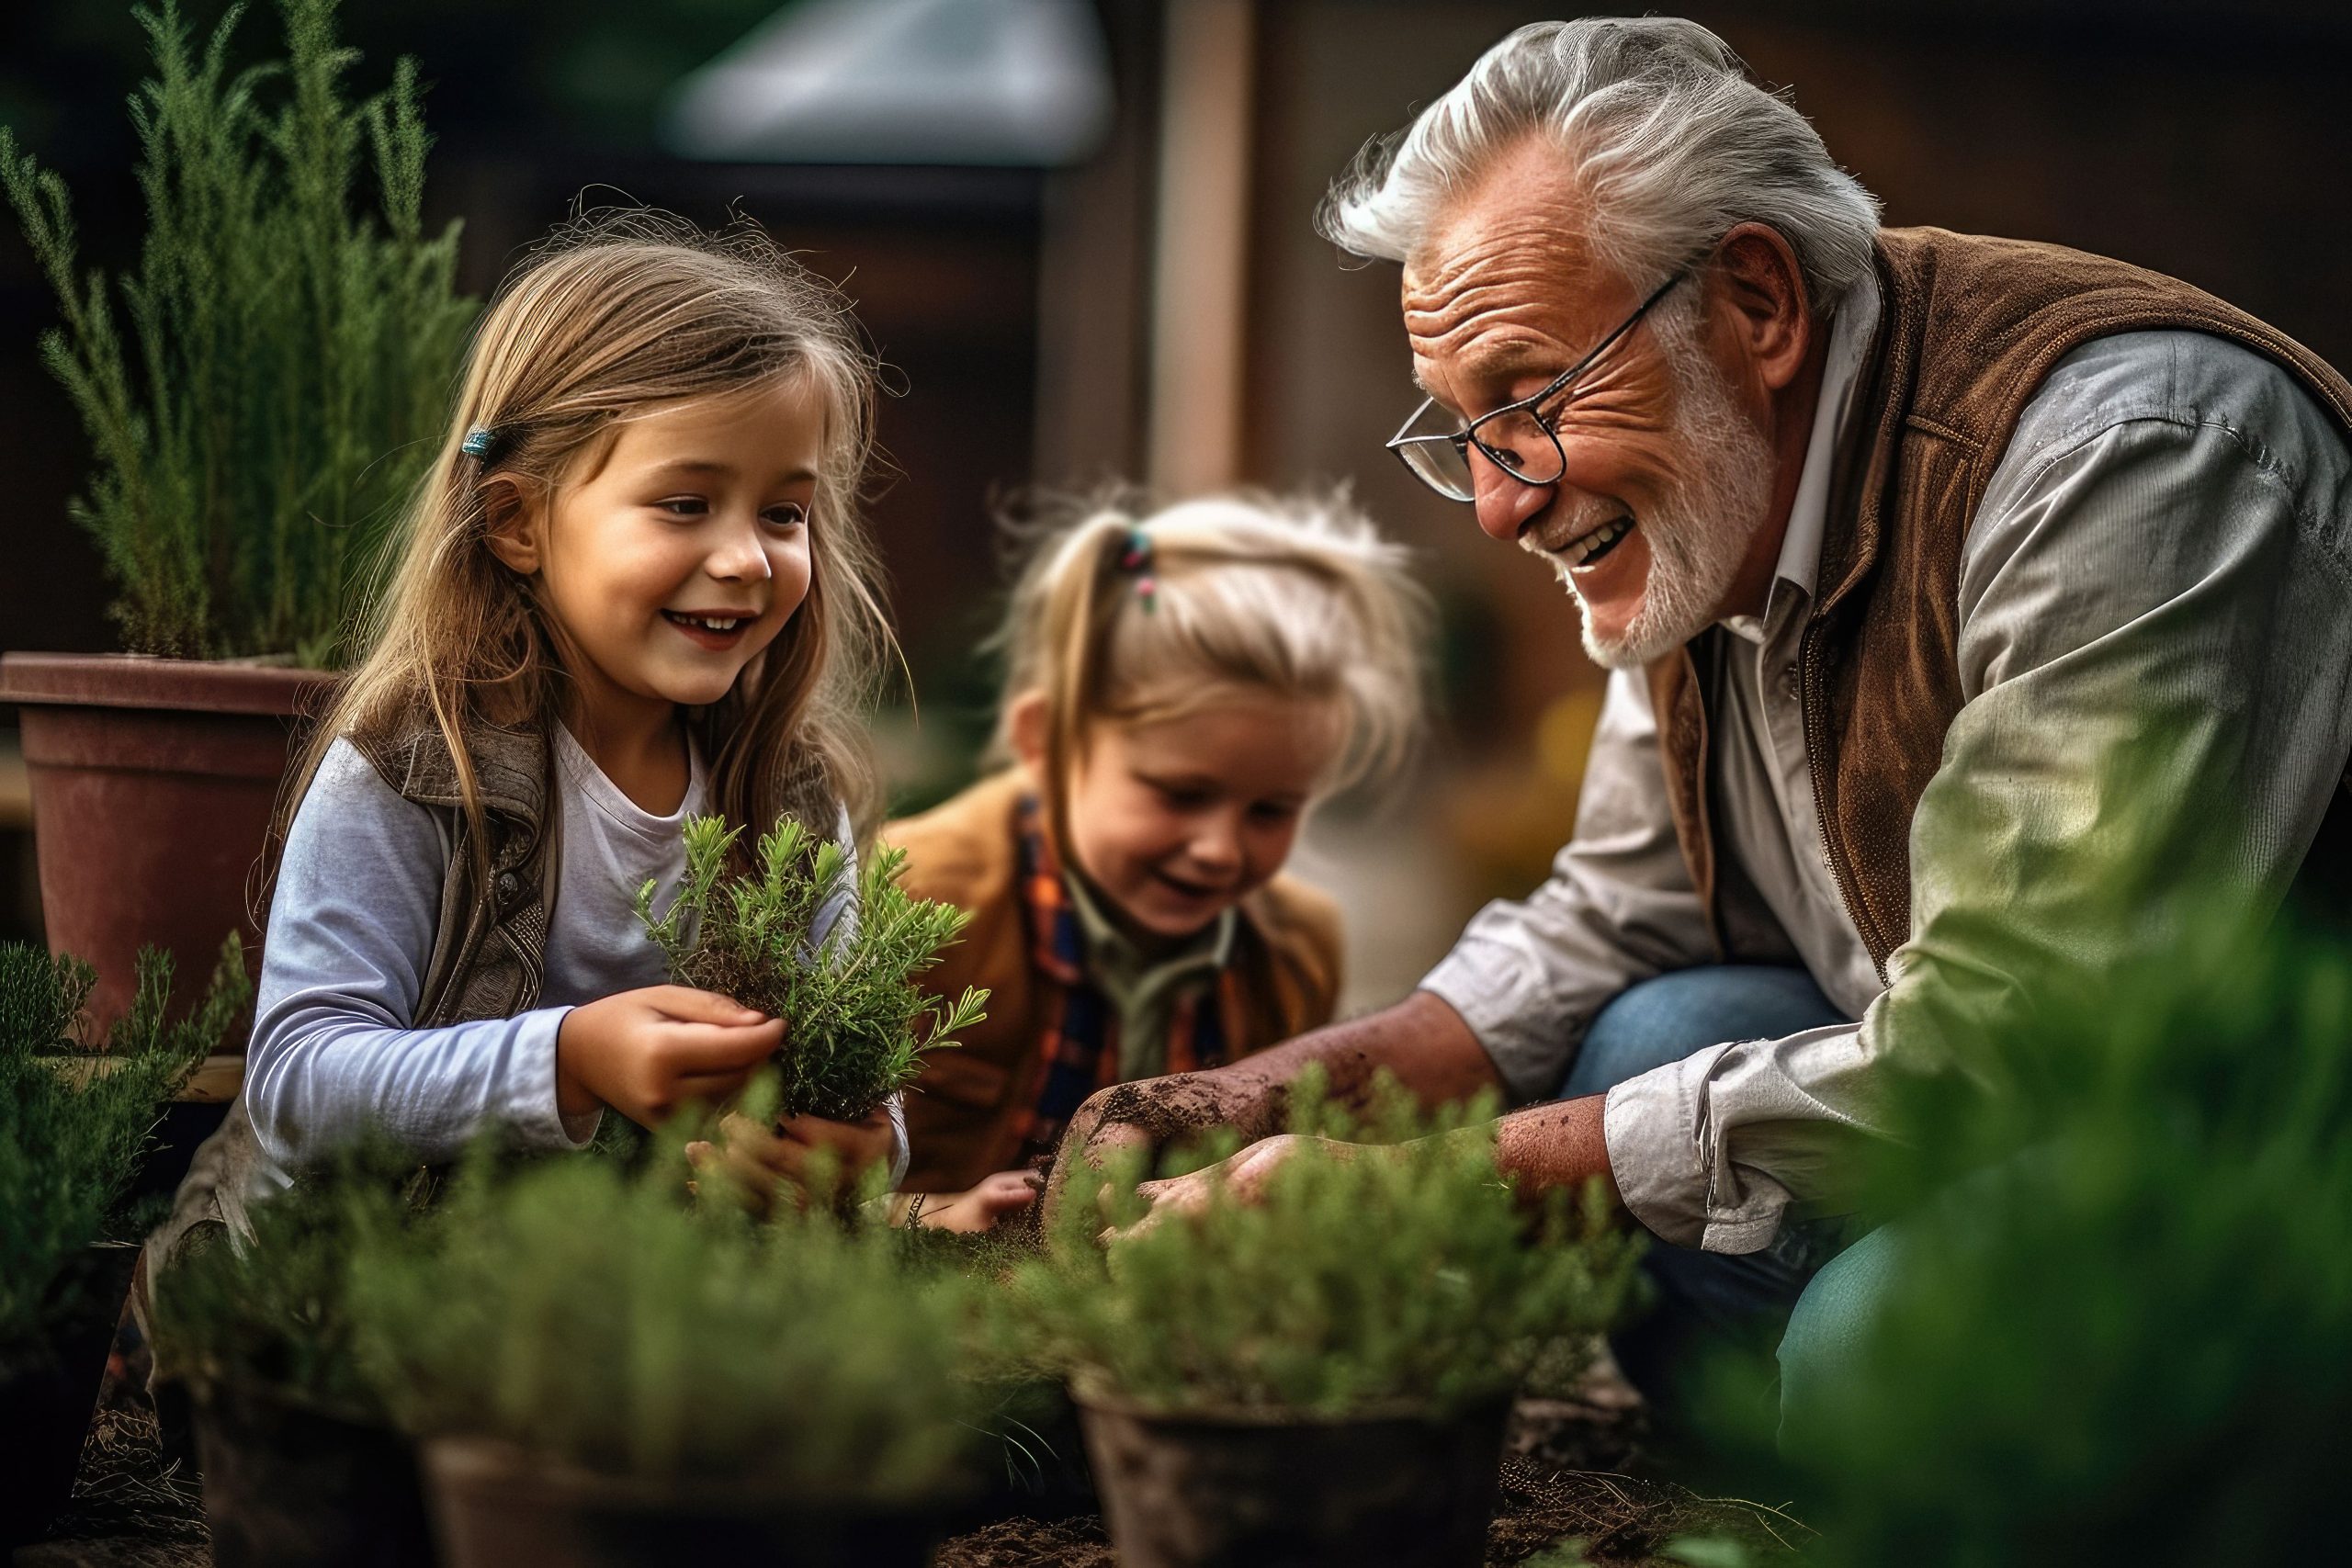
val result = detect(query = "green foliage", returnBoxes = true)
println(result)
[1011,1070,1644,1416]
[147,1143,426,1415]
[636,813,989,1123]
[345,1141,986,1496]
[1707,908,2352,1566]
[0,0,476,663]
[0,936,250,1361]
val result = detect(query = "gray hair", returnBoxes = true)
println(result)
[1317,17,1881,312]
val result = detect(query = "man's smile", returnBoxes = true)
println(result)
[1560,515,1635,570]
[1526,507,1639,571]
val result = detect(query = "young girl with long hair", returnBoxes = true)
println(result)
[885,491,1430,1232]
[154,211,902,1258]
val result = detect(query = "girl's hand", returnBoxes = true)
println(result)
[905,1170,1042,1234]
[684,1108,896,1211]
[1114,1134,1334,1242]
[555,986,784,1125]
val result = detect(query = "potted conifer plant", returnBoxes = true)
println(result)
[347,1143,989,1567]
[0,936,248,1548]
[146,1153,437,1568]
[1012,1073,1644,1568]
[0,0,475,1036]
[636,813,989,1122]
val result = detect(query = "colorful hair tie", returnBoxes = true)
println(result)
[460,425,503,462]
[1118,527,1157,612]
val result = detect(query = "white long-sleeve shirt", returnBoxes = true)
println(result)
[239,725,905,1200]
[1420,278,2352,1254]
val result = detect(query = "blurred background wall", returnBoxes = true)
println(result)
[6,0,2349,1009]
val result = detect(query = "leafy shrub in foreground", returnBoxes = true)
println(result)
[637,813,987,1122]
[345,1141,985,1497]
[1711,910,2352,1568]
[1012,1071,1644,1416]
[0,937,248,1362]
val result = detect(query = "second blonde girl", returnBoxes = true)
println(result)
[886,490,1430,1230]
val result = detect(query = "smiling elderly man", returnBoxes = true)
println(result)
[1051,17,2352,1423]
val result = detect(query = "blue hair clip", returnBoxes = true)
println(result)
[460,425,502,462]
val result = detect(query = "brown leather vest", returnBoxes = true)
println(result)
[350,717,560,1028]
[1644,227,2352,975]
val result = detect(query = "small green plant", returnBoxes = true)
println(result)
[636,813,988,1123]
[0,0,477,663]
[345,1142,986,1496]
[1012,1070,1644,1416]
[147,1143,426,1415]
[0,937,250,1365]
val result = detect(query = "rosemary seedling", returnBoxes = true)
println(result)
[345,1141,987,1495]
[1,936,249,1363]
[1012,1069,1644,1417]
[635,814,988,1123]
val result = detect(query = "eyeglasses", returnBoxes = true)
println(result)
[1385,267,1691,504]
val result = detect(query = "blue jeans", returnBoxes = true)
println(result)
[1562,965,1882,1440]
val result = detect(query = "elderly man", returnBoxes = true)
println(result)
[1052,17,2352,1423]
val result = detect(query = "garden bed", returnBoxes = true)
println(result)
[26,1362,1806,1568]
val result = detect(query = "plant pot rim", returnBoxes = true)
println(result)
[0,651,334,716]
[422,1433,976,1512]
[1068,1376,1514,1429]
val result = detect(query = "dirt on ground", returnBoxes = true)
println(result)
[24,1357,1806,1568]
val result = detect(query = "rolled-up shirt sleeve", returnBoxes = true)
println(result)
[243,739,590,1170]
[1419,669,1720,1102]
[1603,337,2352,1251]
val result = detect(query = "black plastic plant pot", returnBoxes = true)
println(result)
[424,1436,967,1568]
[0,1243,140,1549]
[1074,1386,1514,1568]
[193,1380,436,1568]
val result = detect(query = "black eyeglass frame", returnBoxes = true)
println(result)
[1385,265,1694,502]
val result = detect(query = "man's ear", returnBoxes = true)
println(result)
[1709,220,1813,394]
[1006,689,1050,773]
[481,477,544,576]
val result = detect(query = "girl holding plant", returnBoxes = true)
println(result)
[153,211,906,1265]
[886,491,1430,1231]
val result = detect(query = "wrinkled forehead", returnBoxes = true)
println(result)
[1398,144,1638,389]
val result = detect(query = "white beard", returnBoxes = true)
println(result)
[1535,314,1776,670]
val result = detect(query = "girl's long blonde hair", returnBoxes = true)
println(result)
[992,488,1430,816]
[286,209,889,891]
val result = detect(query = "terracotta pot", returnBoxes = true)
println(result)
[0,652,334,1038]
[424,1436,965,1567]
[0,1243,140,1549]
[1074,1386,1513,1568]
[192,1381,436,1568]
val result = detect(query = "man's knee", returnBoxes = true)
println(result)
[1777,1220,1902,1452]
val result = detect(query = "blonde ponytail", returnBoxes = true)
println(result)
[992,487,1430,805]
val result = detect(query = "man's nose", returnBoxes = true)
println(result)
[1470,448,1552,543]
